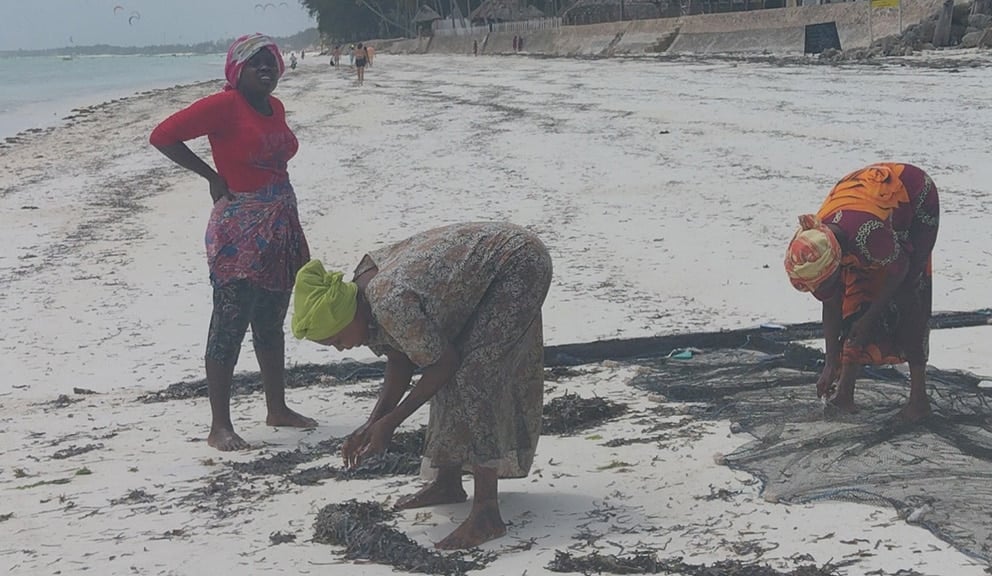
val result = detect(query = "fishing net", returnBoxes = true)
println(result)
[630,337,992,563]
[140,309,992,563]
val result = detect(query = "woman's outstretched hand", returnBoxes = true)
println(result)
[341,418,396,469]
[816,359,840,399]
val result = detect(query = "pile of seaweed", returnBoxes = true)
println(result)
[313,500,492,575]
[231,428,426,484]
[547,550,848,576]
[226,387,636,488]
[180,430,425,518]
[543,392,629,435]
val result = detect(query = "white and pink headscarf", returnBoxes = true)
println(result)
[224,33,285,90]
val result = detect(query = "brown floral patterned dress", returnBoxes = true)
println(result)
[353,222,553,478]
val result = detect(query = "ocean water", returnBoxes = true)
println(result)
[0,53,225,138]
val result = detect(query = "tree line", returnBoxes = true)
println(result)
[301,0,566,43]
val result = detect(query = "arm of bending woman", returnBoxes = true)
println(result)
[341,350,415,466]
[345,345,460,467]
[818,294,843,398]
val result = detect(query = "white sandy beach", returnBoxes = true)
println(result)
[1,53,991,575]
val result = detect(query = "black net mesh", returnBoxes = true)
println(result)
[631,341,992,562]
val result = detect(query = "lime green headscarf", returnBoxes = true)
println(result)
[292,259,359,341]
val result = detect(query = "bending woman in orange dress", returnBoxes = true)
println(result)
[785,163,939,422]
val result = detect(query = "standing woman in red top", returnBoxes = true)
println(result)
[150,33,316,451]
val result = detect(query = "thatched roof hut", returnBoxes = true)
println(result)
[470,0,545,22]
[562,0,674,24]
[413,5,443,36]
[412,5,443,22]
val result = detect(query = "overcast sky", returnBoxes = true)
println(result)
[0,0,316,51]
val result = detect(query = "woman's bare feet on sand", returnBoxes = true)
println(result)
[826,384,858,414]
[207,426,251,451]
[435,500,507,550]
[395,480,468,510]
[897,400,931,423]
[827,395,859,414]
[266,408,317,428]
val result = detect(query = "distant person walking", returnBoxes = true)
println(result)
[512,35,519,52]
[331,45,341,67]
[366,44,375,67]
[148,33,315,451]
[473,39,478,56]
[354,43,368,85]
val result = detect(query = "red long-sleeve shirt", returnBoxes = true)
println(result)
[149,90,298,193]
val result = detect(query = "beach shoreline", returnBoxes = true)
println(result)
[0,53,228,141]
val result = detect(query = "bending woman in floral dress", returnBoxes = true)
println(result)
[785,163,939,422]
[150,34,315,451]
[292,222,553,549]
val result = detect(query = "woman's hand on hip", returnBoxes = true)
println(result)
[209,176,233,204]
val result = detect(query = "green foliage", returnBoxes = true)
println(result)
[303,0,381,41]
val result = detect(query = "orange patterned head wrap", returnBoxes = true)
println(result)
[785,214,841,292]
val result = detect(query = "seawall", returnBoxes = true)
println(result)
[375,0,949,56]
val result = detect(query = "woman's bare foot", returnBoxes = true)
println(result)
[395,480,468,510]
[827,390,858,414]
[435,500,507,550]
[266,408,317,428]
[207,427,251,451]
[897,401,931,423]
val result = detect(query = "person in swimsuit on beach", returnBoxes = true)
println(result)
[354,43,368,85]
[149,34,315,451]
[292,222,552,549]
[786,163,939,423]
[366,44,375,67]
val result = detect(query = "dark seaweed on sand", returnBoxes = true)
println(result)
[313,500,491,575]
[51,443,103,460]
[237,428,427,485]
[542,393,629,435]
[547,550,848,576]
[230,449,314,476]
